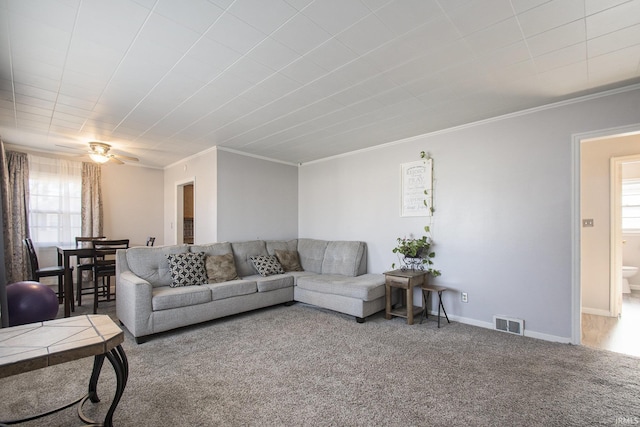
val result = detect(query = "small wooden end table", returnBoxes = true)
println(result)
[384,269,427,325]
[0,314,128,426]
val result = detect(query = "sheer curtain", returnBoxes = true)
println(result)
[81,162,103,237]
[28,155,82,246]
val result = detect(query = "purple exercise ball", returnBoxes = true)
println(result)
[7,281,59,327]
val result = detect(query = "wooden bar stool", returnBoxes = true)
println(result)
[420,284,450,328]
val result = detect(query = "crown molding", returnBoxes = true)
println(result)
[301,83,640,166]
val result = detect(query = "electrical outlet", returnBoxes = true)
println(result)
[582,219,594,227]
[461,292,468,303]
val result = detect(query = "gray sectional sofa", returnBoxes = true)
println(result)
[116,238,386,343]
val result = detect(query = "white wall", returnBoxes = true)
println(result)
[101,164,164,247]
[299,86,640,341]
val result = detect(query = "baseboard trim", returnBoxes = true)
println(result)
[581,307,612,316]
[443,314,572,344]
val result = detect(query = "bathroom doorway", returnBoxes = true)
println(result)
[610,155,640,317]
[577,129,640,357]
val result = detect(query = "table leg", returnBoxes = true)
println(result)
[385,283,391,320]
[437,291,441,328]
[407,286,414,325]
[438,292,451,326]
[78,345,129,427]
[60,252,73,317]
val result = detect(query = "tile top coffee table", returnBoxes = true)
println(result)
[0,315,128,427]
[384,269,428,325]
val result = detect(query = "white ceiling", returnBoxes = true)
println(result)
[1,0,639,168]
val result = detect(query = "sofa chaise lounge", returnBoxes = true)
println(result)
[116,238,386,343]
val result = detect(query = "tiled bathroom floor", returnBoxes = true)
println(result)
[582,290,640,358]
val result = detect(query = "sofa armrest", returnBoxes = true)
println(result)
[116,270,154,338]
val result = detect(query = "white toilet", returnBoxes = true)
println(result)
[622,266,638,294]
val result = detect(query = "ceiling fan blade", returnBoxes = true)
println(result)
[108,156,124,165]
[55,144,86,152]
[113,153,139,162]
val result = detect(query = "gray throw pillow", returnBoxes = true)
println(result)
[275,250,303,272]
[166,252,208,287]
[206,253,239,283]
[250,255,285,277]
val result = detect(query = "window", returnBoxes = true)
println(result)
[622,179,640,232]
[28,155,82,245]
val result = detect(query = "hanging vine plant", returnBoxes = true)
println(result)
[391,151,441,277]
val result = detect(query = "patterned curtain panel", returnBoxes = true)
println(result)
[81,162,103,237]
[2,149,30,283]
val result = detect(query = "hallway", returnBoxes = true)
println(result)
[582,290,640,358]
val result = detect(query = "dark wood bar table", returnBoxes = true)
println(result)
[57,245,93,317]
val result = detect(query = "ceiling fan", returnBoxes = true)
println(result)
[87,142,139,164]
[57,142,139,164]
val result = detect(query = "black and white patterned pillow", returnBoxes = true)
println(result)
[167,252,208,287]
[250,255,285,277]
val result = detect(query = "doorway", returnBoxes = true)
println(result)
[176,179,195,244]
[574,126,640,357]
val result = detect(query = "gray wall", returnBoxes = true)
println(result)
[163,148,298,244]
[164,148,218,244]
[299,86,640,341]
[217,150,298,242]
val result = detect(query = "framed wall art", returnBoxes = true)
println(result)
[400,158,432,217]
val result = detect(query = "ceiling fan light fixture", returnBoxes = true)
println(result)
[89,153,110,163]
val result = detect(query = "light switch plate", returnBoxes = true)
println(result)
[582,219,594,227]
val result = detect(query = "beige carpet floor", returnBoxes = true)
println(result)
[1,300,639,426]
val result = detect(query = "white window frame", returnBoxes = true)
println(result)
[28,155,82,246]
[621,178,640,233]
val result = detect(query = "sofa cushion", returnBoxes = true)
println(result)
[321,241,365,277]
[297,239,328,274]
[231,240,268,277]
[191,242,233,256]
[167,252,208,287]
[126,245,190,287]
[266,239,298,255]
[296,274,385,301]
[152,285,212,311]
[205,253,239,283]
[275,250,303,272]
[285,271,316,286]
[203,280,257,301]
[250,255,285,276]
[247,274,294,292]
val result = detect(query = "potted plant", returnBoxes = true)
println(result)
[392,226,441,276]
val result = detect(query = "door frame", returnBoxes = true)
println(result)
[175,177,195,244]
[572,124,640,345]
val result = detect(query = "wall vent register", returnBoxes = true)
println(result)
[493,315,524,336]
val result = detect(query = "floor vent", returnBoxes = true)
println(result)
[493,316,524,336]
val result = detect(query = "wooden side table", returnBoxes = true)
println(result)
[384,269,427,325]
